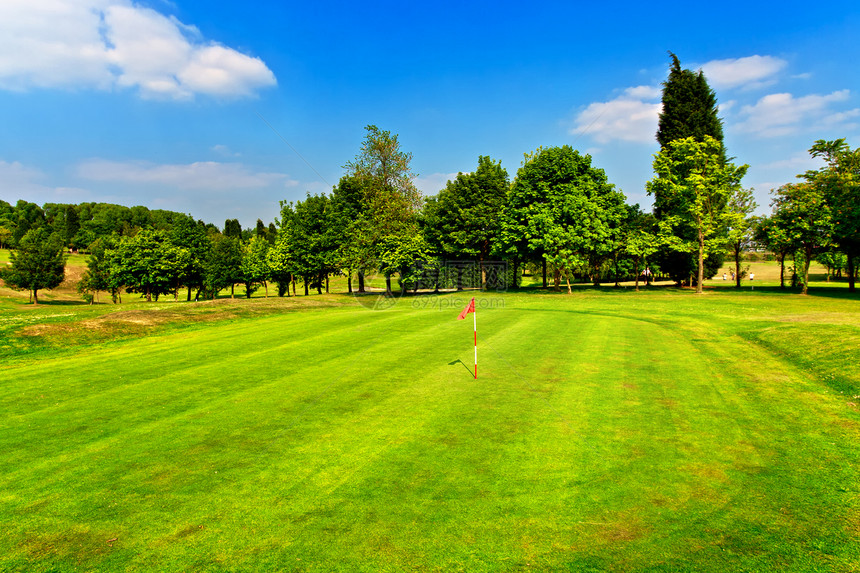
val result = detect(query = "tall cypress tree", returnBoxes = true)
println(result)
[657,53,724,150]
[653,53,727,285]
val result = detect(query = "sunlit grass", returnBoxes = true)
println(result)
[0,288,858,571]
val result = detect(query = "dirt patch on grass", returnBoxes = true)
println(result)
[20,319,148,343]
[774,312,860,326]
[174,524,205,539]
[13,296,355,350]
[19,304,237,342]
[20,527,115,563]
[58,265,86,289]
[846,505,860,539]
[601,517,649,543]
[680,462,729,483]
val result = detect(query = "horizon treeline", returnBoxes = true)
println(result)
[2,54,859,303]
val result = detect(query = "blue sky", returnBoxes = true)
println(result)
[2,0,860,228]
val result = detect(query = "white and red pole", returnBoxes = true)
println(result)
[456,297,478,379]
[473,301,477,379]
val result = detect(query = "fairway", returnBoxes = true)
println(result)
[1,290,859,571]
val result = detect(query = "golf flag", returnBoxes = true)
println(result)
[456,297,475,320]
[457,297,477,379]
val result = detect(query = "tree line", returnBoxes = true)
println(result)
[2,54,858,303]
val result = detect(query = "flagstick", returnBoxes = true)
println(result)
[473,300,477,379]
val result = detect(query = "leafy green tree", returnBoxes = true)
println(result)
[203,234,243,298]
[499,146,626,292]
[647,136,748,294]
[241,235,271,297]
[76,203,134,245]
[42,204,82,249]
[378,233,434,295]
[63,205,80,249]
[255,219,267,240]
[1,227,66,304]
[78,237,116,304]
[11,200,46,246]
[755,215,793,288]
[816,249,847,282]
[620,208,682,291]
[335,218,373,293]
[423,156,509,288]
[770,181,832,295]
[280,194,338,295]
[107,229,191,302]
[726,187,758,288]
[0,200,13,234]
[806,139,860,292]
[330,175,375,293]
[343,125,422,290]
[223,218,242,239]
[169,215,210,300]
[267,231,296,297]
[0,227,11,250]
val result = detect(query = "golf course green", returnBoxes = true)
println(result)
[1,287,858,571]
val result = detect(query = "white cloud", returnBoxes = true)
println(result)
[700,55,787,90]
[76,159,289,190]
[178,44,274,98]
[0,160,94,204]
[415,172,460,196]
[750,182,786,192]
[759,153,824,172]
[0,0,276,99]
[719,100,736,114]
[0,160,44,187]
[623,85,661,99]
[571,95,661,145]
[212,144,241,157]
[0,157,300,226]
[736,90,860,137]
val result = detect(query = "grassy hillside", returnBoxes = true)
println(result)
[0,288,858,571]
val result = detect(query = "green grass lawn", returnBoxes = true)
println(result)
[0,287,858,572]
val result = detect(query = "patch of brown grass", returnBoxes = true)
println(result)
[679,462,729,483]
[14,295,357,349]
[774,312,860,326]
[601,516,649,543]
[19,526,116,563]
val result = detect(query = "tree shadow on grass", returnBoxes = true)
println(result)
[719,285,859,300]
[24,300,90,307]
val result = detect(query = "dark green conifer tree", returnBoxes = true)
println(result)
[657,53,724,150]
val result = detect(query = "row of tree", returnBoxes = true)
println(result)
[756,139,860,294]
[2,54,858,303]
[0,199,283,252]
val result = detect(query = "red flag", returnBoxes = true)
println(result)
[456,297,475,320]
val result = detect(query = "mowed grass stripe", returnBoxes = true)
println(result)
[2,303,590,569]
[1,305,385,408]
[0,306,449,478]
[544,307,860,571]
[0,313,500,524]
[1,293,858,572]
